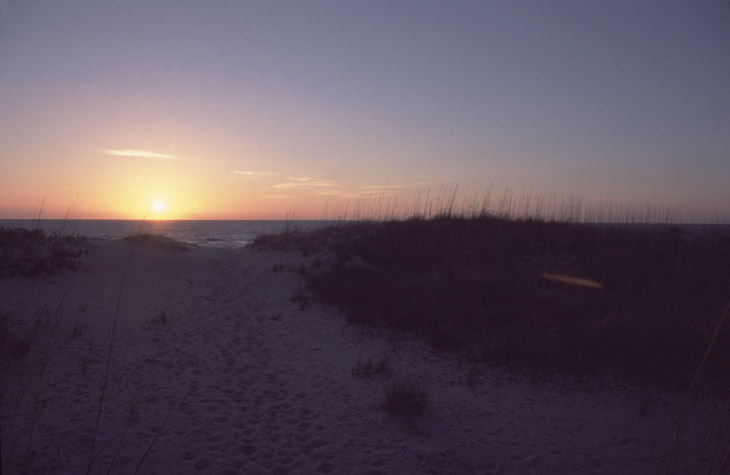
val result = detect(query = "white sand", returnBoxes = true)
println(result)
[0,239,723,474]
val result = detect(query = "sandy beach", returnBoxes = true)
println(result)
[0,237,722,474]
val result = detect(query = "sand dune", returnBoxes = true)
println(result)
[0,239,721,474]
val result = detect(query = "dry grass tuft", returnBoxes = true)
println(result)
[382,379,430,416]
[352,355,392,377]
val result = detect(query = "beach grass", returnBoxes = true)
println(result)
[382,378,430,416]
[0,226,88,278]
[253,215,730,388]
[352,355,392,377]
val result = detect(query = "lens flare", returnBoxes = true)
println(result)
[540,272,603,289]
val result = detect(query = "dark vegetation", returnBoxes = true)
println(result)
[381,379,430,416]
[122,233,189,252]
[352,355,392,377]
[0,226,88,278]
[0,311,34,361]
[0,226,88,378]
[253,217,730,387]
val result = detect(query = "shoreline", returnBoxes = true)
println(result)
[0,236,725,473]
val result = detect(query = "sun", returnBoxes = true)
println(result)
[153,200,166,212]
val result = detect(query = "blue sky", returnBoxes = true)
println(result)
[1,0,728,220]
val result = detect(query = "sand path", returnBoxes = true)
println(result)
[1,240,722,474]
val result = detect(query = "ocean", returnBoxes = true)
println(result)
[0,220,333,248]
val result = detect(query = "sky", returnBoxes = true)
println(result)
[1,0,729,221]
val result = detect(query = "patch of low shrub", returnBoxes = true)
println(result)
[258,217,730,387]
[0,226,88,278]
[382,379,430,416]
[143,310,173,330]
[0,317,32,360]
[352,355,391,377]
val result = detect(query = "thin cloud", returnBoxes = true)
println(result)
[233,170,275,177]
[273,176,340,189]
[356,185,409,194]
[102,149,178,160]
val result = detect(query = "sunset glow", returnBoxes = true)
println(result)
[1,2,729,221]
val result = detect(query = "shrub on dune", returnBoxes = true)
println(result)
[0,226,88,278]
